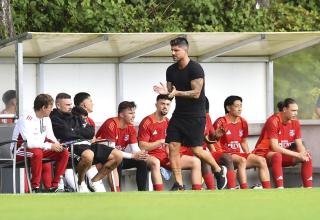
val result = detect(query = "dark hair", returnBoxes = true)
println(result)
[34,94,54,111]
[224,95,243,114]
[205,96,210,113]
[2,90,16,105]
[277,98,296,112]
[170,37,189,48]
[56,93,71,100]
[72,106,88,117]
[156,94,173,102]
[74,92,90,106]
[118,101,136,114]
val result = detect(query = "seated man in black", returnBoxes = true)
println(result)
[50,93,122,192]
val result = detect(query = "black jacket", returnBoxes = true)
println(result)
[50,108,95,142]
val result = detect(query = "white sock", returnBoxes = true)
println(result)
[64,169,77,190]
[86,166,100,183]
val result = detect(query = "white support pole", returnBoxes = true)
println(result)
[115,62,124,109]
[15,42,24,194]
[15,42,24,117]
[266,61,274,117]
[36,63,45,94]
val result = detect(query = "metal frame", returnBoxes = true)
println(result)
[0,33,32,50]
[15,42,24,117]
[36,64,45,94]
[198,34,266,62]
[270,37,320,60]
[115,63,124,108]
[39,35,108,63]
[266,61,274,116]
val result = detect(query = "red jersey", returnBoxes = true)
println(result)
[255,113,301,151]
[86,116,96,128]
[138,113,168,155]
[213,115,248,153]
[96,117,137,151]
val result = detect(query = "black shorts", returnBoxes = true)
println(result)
[92,143,114,164]
[70,143,114,164]
[166,116,205,147]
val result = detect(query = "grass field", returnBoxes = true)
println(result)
[0,188,319,220]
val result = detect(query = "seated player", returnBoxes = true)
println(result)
[253,98,312,188]
[12,94,69,193]
[213,96,271,189]
[96,101,148,191]
[50,93,123,192]
[1,90,16,124]
[138,95,202,191]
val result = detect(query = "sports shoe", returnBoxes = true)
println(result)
[251,184,263,189]
[32,187,41,193]
[48,187,61,193]
[90,180,106,192]
[78,181,90,193]
[214,165,228,190]
[170,182,185,191]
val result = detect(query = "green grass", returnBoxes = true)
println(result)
[0,188,319,220]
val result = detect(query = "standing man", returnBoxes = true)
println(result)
[96,101,148,191]
[12,94,69,192]
[153,37,227,190]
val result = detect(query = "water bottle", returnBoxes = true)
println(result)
[58,175,64,192]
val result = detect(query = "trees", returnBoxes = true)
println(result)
[3,0,319,35]
[0,0,15,39]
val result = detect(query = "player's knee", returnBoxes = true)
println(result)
[61,148,69,158]
[238,157,246,168]
[149,157,160,169]
[192,157,201,169]
[257,156,267,167]
[111,149,123,164]
[31,149,43,160]
[81,149,94,164]
[221,154,234,169]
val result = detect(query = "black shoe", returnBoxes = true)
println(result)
[64,186,75,192]
[214,166,228,190]
[32,187,41,193]
[251,184,263,189]
[48,187,61,193]
[170,182,185,191]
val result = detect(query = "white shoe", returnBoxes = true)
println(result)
[90,180,106,192]
[78,181,90,193]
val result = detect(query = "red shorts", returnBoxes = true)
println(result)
[252,148,270,157]
[253,149,299,167]
[211,151,224,163]
[180,146,194,156]
[149,152,170,169]
[230,152,250,159]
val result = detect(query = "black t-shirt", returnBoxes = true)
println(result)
[166,60,206,118]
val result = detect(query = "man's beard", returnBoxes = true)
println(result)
[160,110,168,116]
